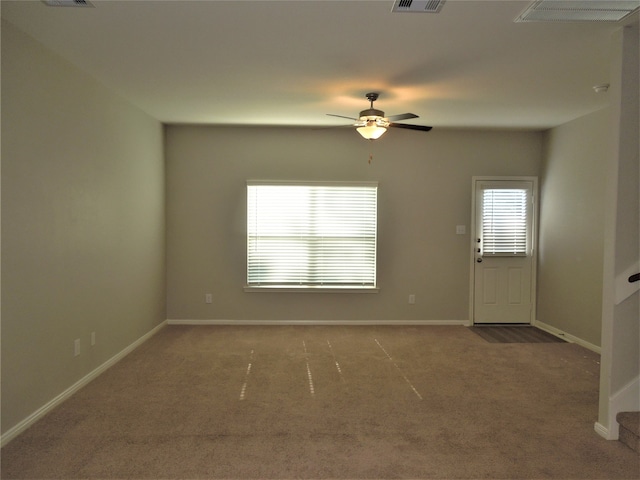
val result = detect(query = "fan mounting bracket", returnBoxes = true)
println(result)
[365,92,379,103]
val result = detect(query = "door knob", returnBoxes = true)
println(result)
[477,258,483,263]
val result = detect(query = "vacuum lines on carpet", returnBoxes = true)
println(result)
[238,349,254,401]
[235,337,424,402]
[374,338,424,400]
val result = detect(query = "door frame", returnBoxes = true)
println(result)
[468,176,539,326]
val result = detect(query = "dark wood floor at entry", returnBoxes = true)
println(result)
[471,325,567,343]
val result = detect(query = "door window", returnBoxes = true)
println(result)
[480,187,530,256]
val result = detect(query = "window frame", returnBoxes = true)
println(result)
[244,180,379,293]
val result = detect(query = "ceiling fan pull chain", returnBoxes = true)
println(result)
[369,152,373,164]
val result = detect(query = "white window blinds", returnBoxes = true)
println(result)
[247,182,377,287]
[481,188,529,255]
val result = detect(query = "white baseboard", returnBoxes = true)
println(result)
[533,320,601,353]
[167,319,469,326]
[0,321,167,447]
[594,421,612,440]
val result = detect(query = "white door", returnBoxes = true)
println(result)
[471,177,537,324]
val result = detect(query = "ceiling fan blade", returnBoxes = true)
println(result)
[386,113,419,121]
[327,113,358,121]
[389,123,433,132]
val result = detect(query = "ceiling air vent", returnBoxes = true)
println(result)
[392,0,446,14]
[43,0,94,7]
[515,0,639,22]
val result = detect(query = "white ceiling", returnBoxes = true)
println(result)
[2,0,638,130]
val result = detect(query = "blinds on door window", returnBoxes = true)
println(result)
[247,182,378,288]
[481,188,528,255]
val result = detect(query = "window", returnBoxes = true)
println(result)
[246,182,378,290]
[480,187,530,256]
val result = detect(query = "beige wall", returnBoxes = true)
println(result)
[1,21,166,434]
[537,108,610,347]
[166,125,541,322]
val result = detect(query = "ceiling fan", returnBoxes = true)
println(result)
[327,92,432,140]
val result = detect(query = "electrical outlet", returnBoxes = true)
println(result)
[205,293,212,304]
[409,294,416,304]
[74,339,81,357]
[91,332,96,346]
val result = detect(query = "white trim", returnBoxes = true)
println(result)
[0,321,167,447]
[167,319,468,326]
[534,320,601,353]
[247,179,379,187]
[594,421,612,440]
[243,286,379,294]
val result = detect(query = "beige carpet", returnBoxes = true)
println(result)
[2,325,639,479]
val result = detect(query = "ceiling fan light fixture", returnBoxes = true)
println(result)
[327,92,431,140]
[357,124,387,140]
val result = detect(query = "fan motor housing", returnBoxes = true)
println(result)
[359,108,385,119]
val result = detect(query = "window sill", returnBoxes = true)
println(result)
[244,286,379,294]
